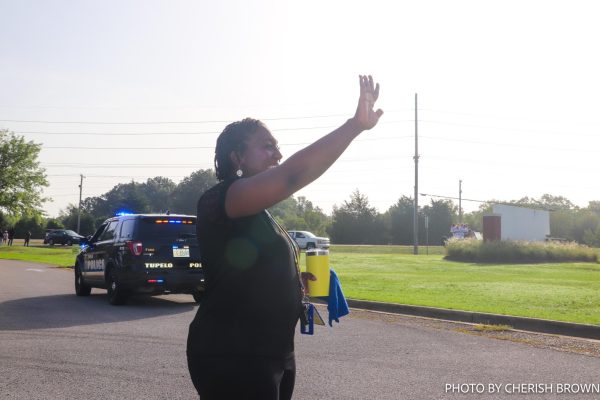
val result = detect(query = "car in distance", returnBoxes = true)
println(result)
[74,213,205,305]
[287,230,330,250]
[44,229,85,246]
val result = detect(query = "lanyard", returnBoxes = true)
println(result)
[264,210,308,302]
[264,210,323,334]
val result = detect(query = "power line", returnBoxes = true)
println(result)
[44,164,415,179]
[0,112,412,125]
[424,154,600,171]
[419,192,562,211]
[46,174,191,178]
[44,165,208,169]
[0,115,346,125]
[12,120,413,136]
[420,108,600,125]
[43,145,214,150]
[45,185,116,189]
[42,156,413,172]
[42,163,208,167]
[41,163,417,171]
[419,119,598,138]
[15,120,589,154]
[420,193,487,204]
[41,136,414,150]
[18,126,338,136]
[420,135,597,153]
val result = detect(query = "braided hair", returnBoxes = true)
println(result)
[214,118,264,181]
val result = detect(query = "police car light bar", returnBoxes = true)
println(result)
[115,210,134,216]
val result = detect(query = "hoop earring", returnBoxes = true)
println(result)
[236,168,243,177]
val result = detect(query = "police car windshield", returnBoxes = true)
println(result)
[137,217,196,240]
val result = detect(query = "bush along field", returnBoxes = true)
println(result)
[445,239,599,263]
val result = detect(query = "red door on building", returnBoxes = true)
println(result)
[483,215,501,241]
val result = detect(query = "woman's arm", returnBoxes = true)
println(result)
[226,75,383,218]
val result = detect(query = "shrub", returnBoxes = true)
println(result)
[445,239,598,263]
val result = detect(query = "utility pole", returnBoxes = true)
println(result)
[413,93,419,255]
[459,179,463,223]
[77,174,85,234]
[425,215,429,255]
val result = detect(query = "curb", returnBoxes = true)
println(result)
[343,299,600,340]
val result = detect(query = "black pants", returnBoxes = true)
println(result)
[187,353,296,400]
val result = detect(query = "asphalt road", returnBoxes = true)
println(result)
[1,259,599,400]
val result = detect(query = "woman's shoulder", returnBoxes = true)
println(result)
[197,180,236,220]
[199,180,235,202]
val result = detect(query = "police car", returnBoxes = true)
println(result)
[74,213,204,305]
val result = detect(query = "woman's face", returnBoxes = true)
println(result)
[235,125,282,177]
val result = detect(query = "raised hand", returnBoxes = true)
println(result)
[354,75,384,130]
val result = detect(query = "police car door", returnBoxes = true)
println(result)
[85,220,118,283]
[82,223,107,282]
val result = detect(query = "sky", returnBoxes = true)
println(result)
[1,0,599,218]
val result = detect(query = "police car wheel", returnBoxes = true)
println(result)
[67,239,73,246]
[107,269,128,305]
[306,242,315,249]
[192,291,204,304]
[48,239,54,246]
[74,264,91,296]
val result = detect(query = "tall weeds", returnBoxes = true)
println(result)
[445,239,598,263]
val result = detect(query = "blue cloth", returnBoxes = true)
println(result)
[319,269,349,326]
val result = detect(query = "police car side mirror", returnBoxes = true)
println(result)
[81,236,91,246]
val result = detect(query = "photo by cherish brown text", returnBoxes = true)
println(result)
[445,383,600,395]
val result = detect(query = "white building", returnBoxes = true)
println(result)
[491,204,550,241]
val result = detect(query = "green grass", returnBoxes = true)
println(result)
[301,246,600,326]
[0,243,78,267]
[3,244,600,326]
[330,244,446,255]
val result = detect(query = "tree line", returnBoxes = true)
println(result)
[3,167,600,247]
[2,129,600,246]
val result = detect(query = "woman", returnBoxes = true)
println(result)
[187,75,383,399]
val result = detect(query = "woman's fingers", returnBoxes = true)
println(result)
[301,271,317,281]
[355,74,383,130]
[358,75,364,96]
[301,272,316,295]
[360,75,378,102]
[359,75,375,97]
[360,75,369,96]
